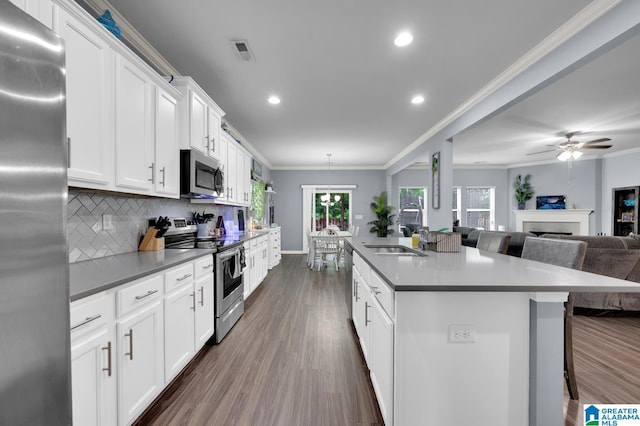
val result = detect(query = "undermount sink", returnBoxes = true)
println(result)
[364,244,427,257]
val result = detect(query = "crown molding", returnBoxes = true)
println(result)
[385,0,624,171]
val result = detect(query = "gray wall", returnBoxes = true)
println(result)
[507,160,599,233]
[271,169,386,251]
[453,168,509,230]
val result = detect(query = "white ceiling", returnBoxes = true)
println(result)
[453,29,640,167]
[104,0,610,169]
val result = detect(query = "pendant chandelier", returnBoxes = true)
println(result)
[320,153,341,206]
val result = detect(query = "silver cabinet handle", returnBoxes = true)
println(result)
[102,341,112,377]
[70,314,102,331]
[365,302,370,326]
[148,162,155,183]
[191,292,196,311]
[353,280,359,301]
[160,166,166,187]
[135,289,158,300]
[199,286,204,306]
[125,329,133,360]
[205,136,210,152]
[203,264,213,270]
[177,273,192,282]
[67,137,71,166]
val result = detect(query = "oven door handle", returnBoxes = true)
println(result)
[218,248,239,262]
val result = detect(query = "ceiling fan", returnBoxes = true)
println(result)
[527,132,612,161]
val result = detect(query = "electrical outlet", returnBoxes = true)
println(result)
[448,324,476,343]
[102,214,115,231]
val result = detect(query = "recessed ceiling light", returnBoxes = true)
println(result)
[268,96,280,105]
[411,95,425,104]
[394,32,413,47]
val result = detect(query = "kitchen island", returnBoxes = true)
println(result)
[347,237,640,426]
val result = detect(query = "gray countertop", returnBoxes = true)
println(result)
[69,230,270,301]
[348,237,640,293]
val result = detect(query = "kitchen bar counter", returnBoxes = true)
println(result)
[69,230,270,301]
[349,236,640,293]
[347,237,640,426]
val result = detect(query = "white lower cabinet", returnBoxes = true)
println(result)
[164,283,196,382]
[70,293,116,426]
[116,274,164,426]
[194,273,215,349]
[164,257,215,382]
[352,256,394,426]
[243,242,252,300]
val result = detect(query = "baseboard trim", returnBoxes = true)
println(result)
[282,250,306,255]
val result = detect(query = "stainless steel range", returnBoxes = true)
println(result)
[161,218,245,343]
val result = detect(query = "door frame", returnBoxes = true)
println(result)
[301,184,356,252]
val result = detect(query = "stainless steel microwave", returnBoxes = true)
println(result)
[180,149,224,199]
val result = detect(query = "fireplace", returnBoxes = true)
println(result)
[513,209,593,236]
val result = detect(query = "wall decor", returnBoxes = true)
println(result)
[432,152,440,209]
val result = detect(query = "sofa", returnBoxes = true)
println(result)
[538,234,640,312]
[454,228,640,312]
[454,226,535,257]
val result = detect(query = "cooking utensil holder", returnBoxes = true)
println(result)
[138,227,165,251]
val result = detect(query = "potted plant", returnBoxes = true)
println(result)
[368,191,395,237]
[514,174,534,210]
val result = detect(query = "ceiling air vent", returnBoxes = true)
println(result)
[231,39,254,61]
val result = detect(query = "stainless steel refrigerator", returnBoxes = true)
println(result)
[0,1,72,424]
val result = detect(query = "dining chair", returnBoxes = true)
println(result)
[521,236,587,400]
[476,231,511,254]
[313,236,340,271]
[305,228,314,268]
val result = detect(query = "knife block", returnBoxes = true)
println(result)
[138,227,165,251]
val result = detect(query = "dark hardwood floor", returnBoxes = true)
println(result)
[135,254,640,426]
[135,254,383,425]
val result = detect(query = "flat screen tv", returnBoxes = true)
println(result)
[536,195,566,210]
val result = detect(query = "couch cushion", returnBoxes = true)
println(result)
[539,234,629,249]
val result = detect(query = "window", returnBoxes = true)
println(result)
[314,191,350,231]
[452,186,461,226]
[465,187,495,230]
[398,187,427,234]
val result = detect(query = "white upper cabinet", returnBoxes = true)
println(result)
[55,4,115,189]
[55,0,181,198]
[10,0,54,28]
[115,54,154,192]
[154,87,180,198]
[173,77,225,160]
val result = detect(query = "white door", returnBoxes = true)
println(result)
[194,274,215,348]
[117,301,164,426]
[370,299,394,425]
[71,326,115,426]
[115,55,153,192]
[164,285,196,382]
[226,142,238,202]
[207,107,220,159]
[154,87,179,197]
[56,7,114,188]
[217,134,228,201]
[190,92,208,154]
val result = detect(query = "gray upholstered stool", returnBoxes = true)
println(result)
[521,236,587,400]
[476,231,511,254]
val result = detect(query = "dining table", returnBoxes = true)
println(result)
[308,230,352,269]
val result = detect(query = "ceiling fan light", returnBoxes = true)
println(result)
[557,151,571,161]
[572,150,583,160]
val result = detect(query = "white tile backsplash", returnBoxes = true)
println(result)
[67,191,238,263]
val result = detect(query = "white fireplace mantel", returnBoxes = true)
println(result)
[513,209,593,236]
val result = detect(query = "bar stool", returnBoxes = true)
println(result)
[476,231,511,254]
[521,236,587,400]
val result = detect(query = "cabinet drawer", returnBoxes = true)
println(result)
[250,238,260,248]
[165,263,194,293]
[369,271,394,318]
[194,255,214,279]
[353,252,370,284]
[117,274,163,318]
[70,292,113,337]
